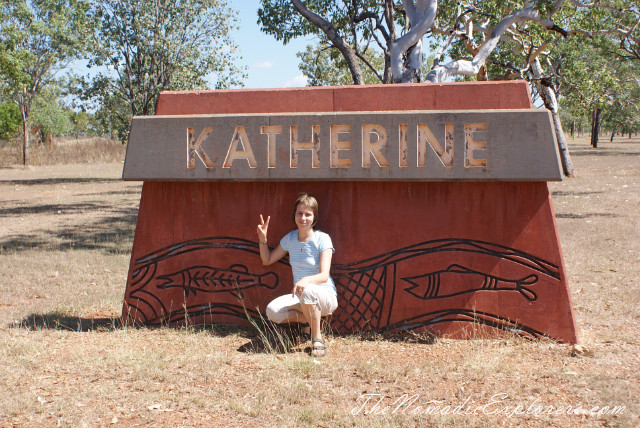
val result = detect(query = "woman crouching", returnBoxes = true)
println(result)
[256,193,337,357]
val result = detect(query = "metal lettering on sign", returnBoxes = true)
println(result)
[123,110,562,181]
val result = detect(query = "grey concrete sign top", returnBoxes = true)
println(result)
[122,109,562,182]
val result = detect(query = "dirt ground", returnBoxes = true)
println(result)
[0,137,638,427]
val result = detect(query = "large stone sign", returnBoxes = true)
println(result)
[124,110,561,181]
[122,81,578,343]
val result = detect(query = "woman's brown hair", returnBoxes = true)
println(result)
[292,193,319,227]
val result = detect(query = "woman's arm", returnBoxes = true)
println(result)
[293,248,333,296]
[259,243,286,266]
[257,214,287,266]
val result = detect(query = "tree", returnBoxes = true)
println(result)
[0,0,91,165]
[596,1,639,62]
[298,40,434,86]
[604,73,640,139]
[259,0,436,84]
[425,1,637,175]
[259,0,638,176]
[553,35,635,148]
[83,0,245,142]
[70,110,89,136]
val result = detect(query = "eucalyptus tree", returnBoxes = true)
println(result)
[425,1,636,175]
[84,0,245,142]
[258,0,436,83]
[600,1,639,62]
[31,83,74,138]
[0,0,91,165]
[555,36,639,147]
[259,0,637,176]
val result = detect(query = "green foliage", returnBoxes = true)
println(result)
[31,86,73,137]
[258,0,393,84]
[555,35,639,133]
[83,0,246,142]
[297,43,383,86]
[0,101,21,140]
[0,0,92,162]
[70,110,89,136]
[0,0,92,103]
[258,0,318,44]
[556,37,623,110]
[297,40,433,86]
[258,0,377,45]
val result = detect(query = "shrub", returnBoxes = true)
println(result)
[0,101,21,141]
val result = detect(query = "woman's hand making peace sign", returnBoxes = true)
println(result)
[257,214,286,267]
[257,214,270,242]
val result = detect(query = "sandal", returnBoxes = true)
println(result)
[311,337,327,358]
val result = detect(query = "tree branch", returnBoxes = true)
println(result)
[290,0,364,84]
[426,5,561,82]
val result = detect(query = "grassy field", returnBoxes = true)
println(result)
[0,136,638,427]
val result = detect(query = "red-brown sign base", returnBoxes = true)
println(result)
[122,82,578,343]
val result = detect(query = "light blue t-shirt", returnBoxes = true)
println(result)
[280,230,337,295]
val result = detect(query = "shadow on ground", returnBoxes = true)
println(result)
[0,201,119,217]
[556,213,622,219]
[15,313,123,332]
[567,142,640,158]
[551,190,604,197]
[13,312,255,337]
[0,177,121,186]
[235,322,437,354]
[12,311,440,360]
[0,206,139,253]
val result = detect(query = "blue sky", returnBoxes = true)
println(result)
[232,1,314,89]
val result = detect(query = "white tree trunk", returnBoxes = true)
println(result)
[530,58,575,177]
[390,0,437,82]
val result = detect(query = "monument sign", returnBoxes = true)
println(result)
[121,81,578,343]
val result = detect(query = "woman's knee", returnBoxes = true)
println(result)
[266,302,284,323]
[300,287,317,303]
[301,287,336,316]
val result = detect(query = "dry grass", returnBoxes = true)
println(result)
[0,136,126,167]
[0,136,638,427]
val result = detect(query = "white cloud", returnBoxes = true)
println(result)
[253,60,274,69]
[283,74,308,88]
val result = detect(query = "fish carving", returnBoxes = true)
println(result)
[126,237,557,335]
[402,264,538,301]
[157,264,278,297]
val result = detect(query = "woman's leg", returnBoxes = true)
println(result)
[300,302,328,357]
[300,302,322,340]
[265,294,305,324]
[299,285,338,341]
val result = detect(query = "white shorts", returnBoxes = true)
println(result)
[265,284,338,324]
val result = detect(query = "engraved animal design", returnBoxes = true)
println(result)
[156,264,278,297]
[402,264,538,301]
[126,237,557,337]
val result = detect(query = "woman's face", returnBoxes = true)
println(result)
[295,204,315,230]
